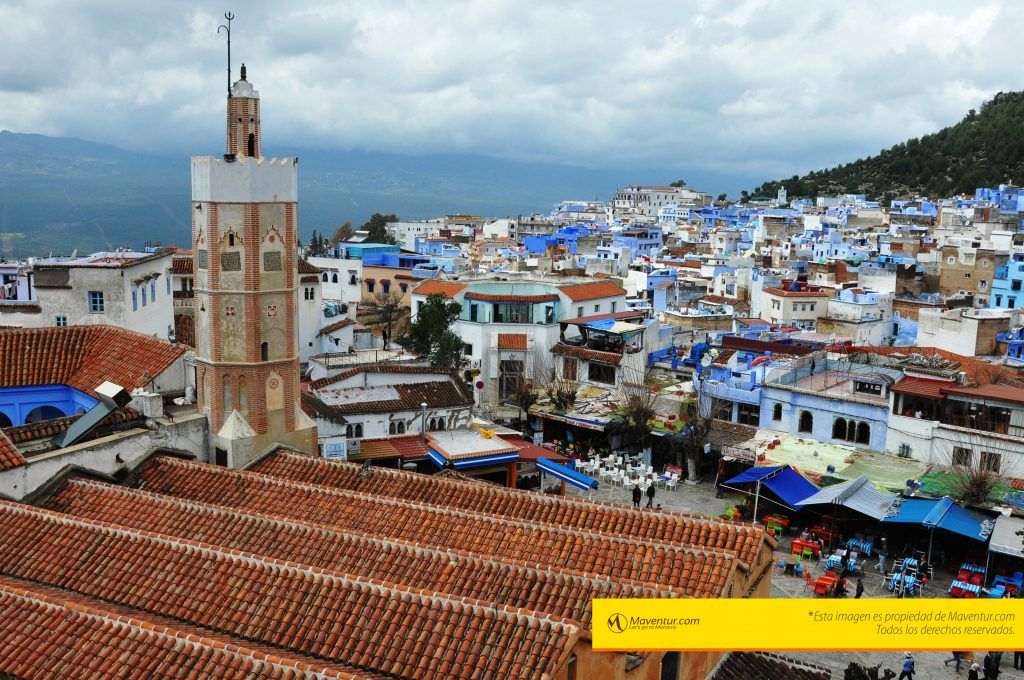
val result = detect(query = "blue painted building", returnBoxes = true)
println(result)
[0,385,98,428]
[991,252,1024,309]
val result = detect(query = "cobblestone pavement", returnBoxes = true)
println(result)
[567,480,1024,679]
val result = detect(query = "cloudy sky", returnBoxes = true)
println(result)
[0,0,1018,186]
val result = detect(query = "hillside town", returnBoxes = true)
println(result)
[2,55,1024,680]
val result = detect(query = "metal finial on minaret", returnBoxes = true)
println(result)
[240,63,247,81]
[217,11,235,97]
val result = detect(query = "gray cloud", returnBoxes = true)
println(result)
[0,0,1017,185]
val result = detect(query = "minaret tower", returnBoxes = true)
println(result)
[191,52,315,466]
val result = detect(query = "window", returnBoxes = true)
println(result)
[397,421,405,434]
[228,232,235,247]
[981,451,1002,473]
[855,421,870,445]
[563,356,578,380]
[808,303,816,312]
[577,306,584,317]
[132,290,138,311]
[367,280,375,293]
[798,410,813,433]
[773,403,782,421]
[463,343,473,356]
[382,280,391,294]
[611,301,617,313]
[499,359,525,399]
[151,281,157,300]
[470,304,478,322]
[87,291,104,313]
[964,272,971,279]
[347,273,355,285]
[389,422,397,435]
[772,300,780,310]
[588,362,616,384]
[947,256,955,264]
[166,276,171,294]
[1013,280,1022,292]
[260,342,269,361]
[737,403,760,426]
[979,281,987,290]
[594,304,600,313]
[54,315,67,327]
[322,272,329,282]
[493,303,530,323]
[951,447,972,468]
[832,417,848,440]
[400,283,408,293]
[141,285,147,307]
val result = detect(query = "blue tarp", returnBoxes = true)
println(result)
[724,465,819,510]
[882,498,939,525]
[537,457,598,491]
[427,448,519,470]
[922,497,994,542]
[585,319,616,331]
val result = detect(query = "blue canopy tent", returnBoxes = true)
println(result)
[537,457,598,493]
[884,496,995,563]
[427,448,519,470]
[722,465,819,518]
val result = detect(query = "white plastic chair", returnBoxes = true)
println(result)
[665,473,678,491]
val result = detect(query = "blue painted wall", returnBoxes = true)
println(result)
[0,385,98,427]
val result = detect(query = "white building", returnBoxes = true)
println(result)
[0,250,175,339]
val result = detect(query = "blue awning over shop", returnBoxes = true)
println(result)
[723,465,819,510]
[882,498,939,524]
[427,448,520,470]
[922,497,995,542]
[537,457,598,491]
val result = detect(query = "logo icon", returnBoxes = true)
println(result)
[607,613,628,634]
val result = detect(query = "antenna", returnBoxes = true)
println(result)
[218,11,235,97]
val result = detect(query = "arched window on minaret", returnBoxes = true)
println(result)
[238,376,248,418]
[260,342,269,361]
[247,133,256,158]
[222,376,233,416]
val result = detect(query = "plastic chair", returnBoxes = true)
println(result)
[795,563,804,577]
[777,558,786,576]
[665,474,678,491]
[804,571,815,590]
[801,547,814,561]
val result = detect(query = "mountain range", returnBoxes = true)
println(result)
[752,91,1024,202]
[0,130,741,257]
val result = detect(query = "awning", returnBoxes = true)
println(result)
[882,498,939,524]
[427,448,519,470]
[723,465,819,510]
[795,475,898,521]
[921,497,995,542]
[537,457,598,491]
[989,515,1024,559]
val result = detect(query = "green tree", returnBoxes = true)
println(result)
[669,179,686,187]
[400,293,462,356]
[306,230,328,257]
[329,221,354,246]
[716,193,727,202]
[360,213,399,244]
[429,329,467,374]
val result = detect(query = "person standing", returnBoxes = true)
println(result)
[876,538,888,573]
[631,484,642,508]
[984,651,1000,679]
[897,653,914,680]
[645,483,656,509]
[967,662,981,680]
[1014,649,1024,670]
[855,578,864,599]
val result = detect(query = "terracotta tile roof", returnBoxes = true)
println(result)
[1,408,144,445]
[710,652,831,680]
[44,478,676,631]
[550,343,622,365]
[0,576,367,680]
[891,376,950,399]
[497,333,527,350]
[253,450,768,570]
[309,364,446,390]
[711,349,736,367]
[0,302,41,312]
[297,258,324,274]
[496,436,568,463]
[0,430,25,471]
[847,346,1010,384]
[411,280,467,298]
[304,380,472,419]
[941,383,1024,405]
[136,456,740,597]
[352,435,430,461]
[171,256,193,275]
[0,499,580,680]
[702,295,738,305]
[0,326,187,397]
[318,317,355,335]
[174,313,195,348]
[558,281,626,301]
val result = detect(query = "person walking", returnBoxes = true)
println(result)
[897,652,914,680]
[1014,649,1024,670]
[944,651,963,672]
[967,662,981,680]
[876,538,888,573]
[854,578,864,599]
[645,483,656,509]
[631,484,642,508]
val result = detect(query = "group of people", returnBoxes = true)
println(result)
[631,482,656,509]
[942,650,1017,678]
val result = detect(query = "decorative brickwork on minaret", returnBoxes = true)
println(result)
[191,66,315,466]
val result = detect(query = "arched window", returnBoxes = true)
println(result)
[397,421,405,434]
[798,410,813,434]
[348,273,356,285]
[228,232,235,247]
[24,405,65,423]
[400,283,408,294]
[238,376,248,417]
[381,280,391,294]
[334,273,341,284]
[247,133,256,157]
[856,422,870,445]
[345,425,353,438]
[367,281,375,293]
[846,420,857,442]
[0,411,11,428]
[832,418,847,440]
[322,272,329,282]
[436,417,445,431]
[389,422,397,435]
[222,376,233,415]
[428,418,436,431]
[260,342,269,361]
[354,424,363,438]
[773,403,782,421]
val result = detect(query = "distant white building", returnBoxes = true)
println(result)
[613,185,711,217]
[0,250,174,339]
